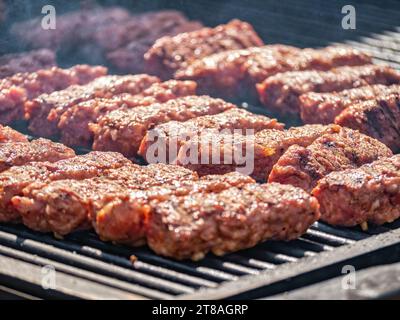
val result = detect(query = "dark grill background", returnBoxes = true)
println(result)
[1,0,400,300]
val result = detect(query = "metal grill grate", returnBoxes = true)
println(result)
[1,0,400,300]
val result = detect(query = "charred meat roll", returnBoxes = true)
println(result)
[144,19,264,79]
[334,94,400,152]
[93,172,254,245]
[257,64,400,117]
[0,151,130,223]
[268,127,393,192]
[0,138,75,173]
[91,95,235,158]
[12,164,197,237]
[58,80,197,148]
[176,124,340,181]
[299,84,400,124]
[138,108,284,163]
[26,74,159,138]
[0,65,107,124]
[312,154,400,227]
[147,182,320,260]
[176,45,371,101]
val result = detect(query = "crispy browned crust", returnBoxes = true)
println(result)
[12,164,197,236]
[0,125,28,143]
[268,127,393,192]
[94,172,254,245]
[58,80,196,147]
[257,64,400,117]
[177,45,371,101]
[176,124,340,181]
[0,151,129,223]
[0,138,75,173]
[147,182,320,260]
[313,155,400,227]
[91,95,235,158]
[0,65,107,124]
[145,19,264,79]
[299,84,400,124]
[334,94,400,152]
[0,49,56,78]
[138,108,284,163]
[26,74,160,138]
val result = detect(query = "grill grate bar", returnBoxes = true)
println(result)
[312,222,369,241]
[292,238,335,252]
[303,229,355,246]
[68,233,237,282]
[0,227,195,295]
[0,243,172,300]
[261,242,317,258]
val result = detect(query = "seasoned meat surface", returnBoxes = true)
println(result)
[0,138,75,173]
[299,84,400,124]
[147,182,320,260]
[0,151,129,222]
[139,108,284,163]
[91,95,235,158]
[312,155,400,227]
[12,164,197,236]
[58,80,196,147]
[334,94,400,152]
[0,65,106,124]
[0,49,56,78]
[177,45,371,101]
[26,74,159,137]
[257,64,400,117]
[145,19,264,79]
[94,172,254,245]
[268,128,393,191]
[177,124,340,181]
[0,125,28,143]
